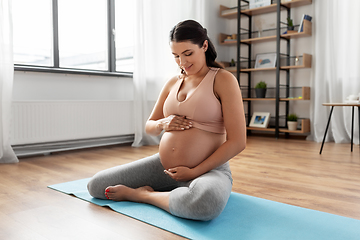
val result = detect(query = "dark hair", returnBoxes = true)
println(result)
[169,20,223,72]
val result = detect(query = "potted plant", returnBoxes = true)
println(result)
[287,113,298,131]
[255,81,267,98]
[287,18,294,30]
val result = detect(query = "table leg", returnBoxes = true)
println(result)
[358,107,360,147]
[351,106,354,152]
[320,106,334,154]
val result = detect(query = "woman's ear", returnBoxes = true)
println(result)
[202,40,208,52]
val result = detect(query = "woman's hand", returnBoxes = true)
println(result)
[160,115,192,132]
[164,166,197,182]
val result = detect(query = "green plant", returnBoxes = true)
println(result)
[255,81,267,89]
[287,114,298,122]
[287,17,293,27]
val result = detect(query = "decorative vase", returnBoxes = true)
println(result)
[255,88,266,98]
[287,121,298,131]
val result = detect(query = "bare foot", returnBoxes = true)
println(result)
[105,185,154,202]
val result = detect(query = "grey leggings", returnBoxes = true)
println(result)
[87,153,233,221]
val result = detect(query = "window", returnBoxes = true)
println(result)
[13,0,134,75]
[115,0,135,72]
[58,0,107,70]
[13,0,53,66]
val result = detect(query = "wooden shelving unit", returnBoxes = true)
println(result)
[219,0,313,137]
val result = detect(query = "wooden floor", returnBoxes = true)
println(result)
[1,136,359,239]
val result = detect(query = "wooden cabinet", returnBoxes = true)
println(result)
[219,0,312,137]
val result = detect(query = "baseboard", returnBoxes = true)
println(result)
[13,134,134,157]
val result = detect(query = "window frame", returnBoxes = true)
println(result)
[14,0,133,78]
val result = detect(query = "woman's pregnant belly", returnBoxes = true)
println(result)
[159,128,226,170]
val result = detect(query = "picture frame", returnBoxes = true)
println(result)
[255,53,277,69]
[249,112,271,128]
[249,0,271,9]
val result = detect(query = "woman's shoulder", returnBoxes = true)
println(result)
[214,68,238,85]
[162,75,182,92]
[167,74,182,85]
[213,68,241,99]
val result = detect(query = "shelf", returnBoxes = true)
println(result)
[280,119,310,133]
[220,20,311,45]
[282,19,312,39]
[281,0,313,8]
[247,119,310,134]
[241,67,276,72]
[219,1,312,18]
[224,54,312,72]
[281,54,312,69]
[298,86,310,100]
[241,20,312,44]
[247,127,276,132]
[241,35,276,44]
[219,5,237,19]
[242,87,311,101]
[243,98,309,101]
[219,33,237,45]
[243,98,276,101]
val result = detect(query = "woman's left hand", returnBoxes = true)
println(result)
[164,166,196,182]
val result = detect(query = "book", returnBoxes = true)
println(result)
[298,14,312,32]
[298,14,305,33]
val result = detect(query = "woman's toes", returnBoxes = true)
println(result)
[104,185,128,201]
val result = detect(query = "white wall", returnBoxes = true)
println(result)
[13,71,133,101]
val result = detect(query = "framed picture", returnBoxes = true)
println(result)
[249,0,271,9]
[255,53,277,69]
[249,112,270,128]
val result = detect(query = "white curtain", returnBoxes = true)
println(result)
[310,0,360,144]
[132,0,208,146]
[0,0,18,163]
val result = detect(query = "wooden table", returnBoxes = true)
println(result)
[320,103,360,154]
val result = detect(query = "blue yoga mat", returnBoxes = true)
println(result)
[48,178,360,240]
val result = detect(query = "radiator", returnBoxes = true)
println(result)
[11,101,134,146]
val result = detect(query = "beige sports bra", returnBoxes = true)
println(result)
[163,68,226,134]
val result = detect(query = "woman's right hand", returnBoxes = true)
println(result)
[159,115,193,132]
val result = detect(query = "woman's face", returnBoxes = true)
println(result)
[170,40,208,76]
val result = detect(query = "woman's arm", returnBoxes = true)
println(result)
[194,69,246,174]
[145,76,193,136]
[165,69,246,181]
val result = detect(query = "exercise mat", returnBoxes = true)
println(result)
[49,178,360,240]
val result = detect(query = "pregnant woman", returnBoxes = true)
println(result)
[87,20,246,221]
